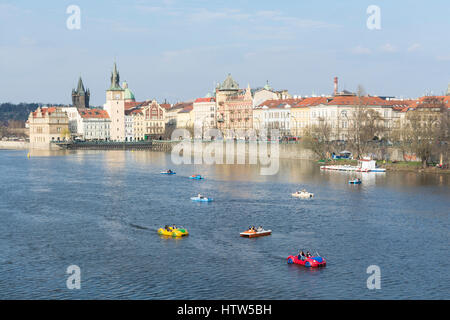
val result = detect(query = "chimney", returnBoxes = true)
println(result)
[334,77,338,96]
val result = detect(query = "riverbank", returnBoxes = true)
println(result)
[317,159,450,174]
[0,141,29,149]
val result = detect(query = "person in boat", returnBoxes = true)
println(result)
[257,226,263,232]
[165,225,171,231]
[298,250,305,260]
[172,224,177,230]
[306,251,311,258]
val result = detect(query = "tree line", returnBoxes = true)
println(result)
[302,89,449,168]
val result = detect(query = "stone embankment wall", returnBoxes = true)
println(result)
[184,141,405,161]
[0,141,29,149]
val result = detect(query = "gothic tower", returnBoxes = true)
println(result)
[104,62,125,141]
[72,77,90,108]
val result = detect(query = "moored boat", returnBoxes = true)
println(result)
[320,157,386,173]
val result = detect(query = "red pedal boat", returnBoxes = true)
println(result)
[287,251,326,268]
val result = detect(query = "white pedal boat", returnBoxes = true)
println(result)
[292,191,314,198]
[240,229,272,238]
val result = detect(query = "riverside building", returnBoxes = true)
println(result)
[28,107,69,149]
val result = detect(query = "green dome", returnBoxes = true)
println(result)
[122,81,135,100]
[264,80,272,91]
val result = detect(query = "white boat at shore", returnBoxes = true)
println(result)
[320,158,386,173]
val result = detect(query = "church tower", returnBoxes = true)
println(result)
[104,62,126,141]
[72,77,90,108]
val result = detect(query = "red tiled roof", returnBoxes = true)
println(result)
[194,97,215,103]
[125,101,144,110]
[179,105,193,113]
[325,96,390,106]
[78,108,110,119]
[168,102,193,112]
[293,97,329,108]
[31,107,58,117]
[125,107,143,115]
[416,96,450,109]
[160,103,171,110]
[259,98,303,108]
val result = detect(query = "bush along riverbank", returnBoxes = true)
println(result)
[316,158,450,174]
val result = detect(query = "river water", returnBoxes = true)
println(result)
[0,149,448,299]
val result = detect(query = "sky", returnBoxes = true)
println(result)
[0,0,449,106]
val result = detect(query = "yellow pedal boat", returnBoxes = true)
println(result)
[157,226,189,237]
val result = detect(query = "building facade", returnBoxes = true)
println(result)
[193,96,216,138]
[132,100,165,141]
[78,109,111,141]
[253,100,296,137]
[28,107,69,148]
[216,75,253,138]
[252,81,292,107]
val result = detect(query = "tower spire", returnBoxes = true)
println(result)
[109,61,121,90]
[77,76,85,95]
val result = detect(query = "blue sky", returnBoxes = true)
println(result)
[0,0,449,106]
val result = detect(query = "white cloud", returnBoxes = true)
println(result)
[436,55,450,61]
[19,36,37,46]
[380,43,398,53]
[351,46,371,55]
[407,43,421,52]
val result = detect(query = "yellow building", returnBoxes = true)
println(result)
[176,105,194,129]
[290,97,328,136]
[131,100,165,141]
[28,106,69,149]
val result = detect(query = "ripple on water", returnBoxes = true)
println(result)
[0,150,448,299]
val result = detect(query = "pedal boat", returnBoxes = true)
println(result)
[292,191,314,198]
[348,179,362,184]
[157,226,189,237]
[160,170,176,175]
[287,254,326,268]
[189,175,204,180]
[240,229,272,238]
[190,196,213,202]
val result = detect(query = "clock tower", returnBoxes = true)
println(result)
[104,62,126,141]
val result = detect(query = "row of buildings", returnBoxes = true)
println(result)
[27,63,450,148]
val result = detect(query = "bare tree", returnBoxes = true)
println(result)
[303,117,334,159]
[398,97,448,168]
[347,86,385,158]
